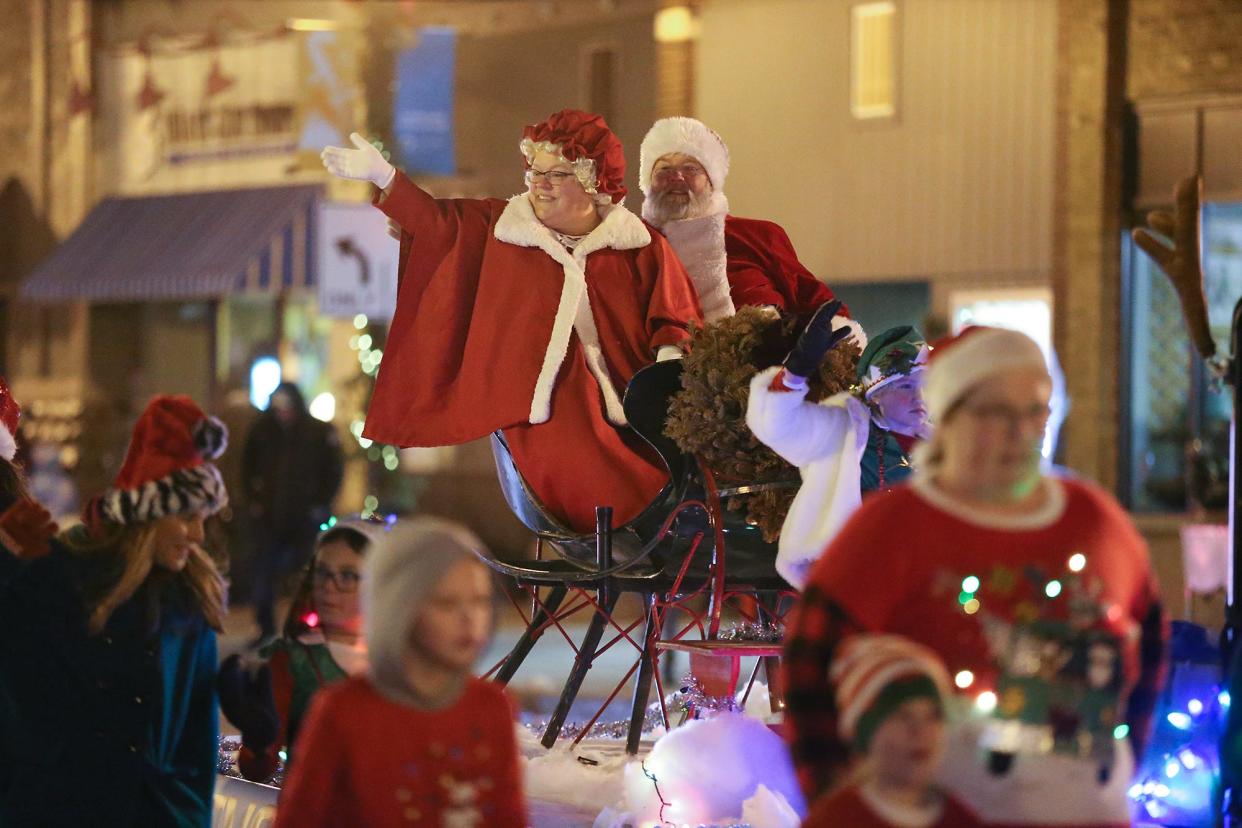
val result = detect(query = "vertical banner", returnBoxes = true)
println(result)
[393,27,457,176]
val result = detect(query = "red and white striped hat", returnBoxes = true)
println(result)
[830,633,953,747]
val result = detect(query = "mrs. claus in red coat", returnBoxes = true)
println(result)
[322,111,703,532]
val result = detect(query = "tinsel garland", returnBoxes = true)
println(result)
[525,664,764,742]
[664,306,860,541]
[716,620,784,643]
[216,734,286,786]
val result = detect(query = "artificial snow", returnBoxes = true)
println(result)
[522,683,802,827]
[615,713,803,827]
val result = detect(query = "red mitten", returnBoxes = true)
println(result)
[0,500,58,560]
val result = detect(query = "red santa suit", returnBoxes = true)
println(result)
[366,111,703,532]
[638,117,852,323]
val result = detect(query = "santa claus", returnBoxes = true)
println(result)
[639,116,857,335]
[321,111,703,533]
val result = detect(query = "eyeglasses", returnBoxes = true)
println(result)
[525,168,577,186]
[960,403,1051,429]
[653,164,707,183]
[313,566,361,593]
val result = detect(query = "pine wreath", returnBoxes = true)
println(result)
[664,307,860,541]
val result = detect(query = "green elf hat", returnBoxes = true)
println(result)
[857,325,930,399]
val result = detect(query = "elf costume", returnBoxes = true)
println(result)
[354,110,703,533]
[639,117,855,322]
[784,329,1169,828]
[223,522,374,783]
[229,631,363,783]
[274,519,525,828]
[0,395,228,827]
[747,325,927,587]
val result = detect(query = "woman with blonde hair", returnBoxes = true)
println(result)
[0,395,229,827]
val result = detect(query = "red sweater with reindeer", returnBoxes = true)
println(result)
[784,474,1168,828]
[274,676,525,828]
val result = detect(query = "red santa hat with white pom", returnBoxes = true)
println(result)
[0,377,20,462]
[90,395,229,526]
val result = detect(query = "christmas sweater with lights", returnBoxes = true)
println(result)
[785,473,1168,828]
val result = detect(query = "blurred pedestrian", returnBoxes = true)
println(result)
[242,382,343,644]
[274,518,525,827]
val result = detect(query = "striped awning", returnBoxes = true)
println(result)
[21,184,321,302]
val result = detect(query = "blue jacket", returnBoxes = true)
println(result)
[0,528,217,827]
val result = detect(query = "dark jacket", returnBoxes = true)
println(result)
[242,384,344,543]
[0,526,218,827]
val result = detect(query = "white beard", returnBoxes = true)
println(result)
[641,187,727,226]
[645,189,734,322]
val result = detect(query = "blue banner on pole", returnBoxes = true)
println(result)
[394,28,457,176]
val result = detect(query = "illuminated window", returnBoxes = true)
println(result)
[851,1,898,120]
[948,288,1062,461]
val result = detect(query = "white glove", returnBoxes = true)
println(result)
[321,132,396,189]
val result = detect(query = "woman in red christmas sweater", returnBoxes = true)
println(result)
[273,518,525,828]
[784,327,1168,828]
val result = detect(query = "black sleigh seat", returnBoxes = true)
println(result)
[483,360,786,588]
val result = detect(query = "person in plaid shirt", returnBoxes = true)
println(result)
[784,327,1168,828]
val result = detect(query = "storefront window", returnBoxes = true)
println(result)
[1123,201,1242,512]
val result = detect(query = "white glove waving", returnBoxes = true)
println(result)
[321,132,396,189]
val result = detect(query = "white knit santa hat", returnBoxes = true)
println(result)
[923,326,1050,425]
[639,117,730,196]
[830,634,953,746]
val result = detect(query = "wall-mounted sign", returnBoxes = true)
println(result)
[317,202,400,321]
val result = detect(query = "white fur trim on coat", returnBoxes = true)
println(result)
[657,211,735,323]
[0,427,15,462]
[746,367,870,589]
[493,195,651,428]
[639,117,730,196]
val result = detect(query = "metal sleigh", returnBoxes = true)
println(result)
[473,359,794,754]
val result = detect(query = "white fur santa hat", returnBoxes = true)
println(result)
[923,326,1050,425]
[639,117,730,197]
[0,377,19,462]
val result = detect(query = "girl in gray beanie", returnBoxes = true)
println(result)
[274,517,527,827]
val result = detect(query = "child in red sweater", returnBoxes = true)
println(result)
[274,518,526,828]
[804,634,983,828]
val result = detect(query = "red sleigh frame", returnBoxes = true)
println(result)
[473,362,795,754]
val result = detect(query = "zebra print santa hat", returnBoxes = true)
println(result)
[95,395,228,526]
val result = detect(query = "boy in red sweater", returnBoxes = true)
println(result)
[805,634,982,828]
[274,518,526,828]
